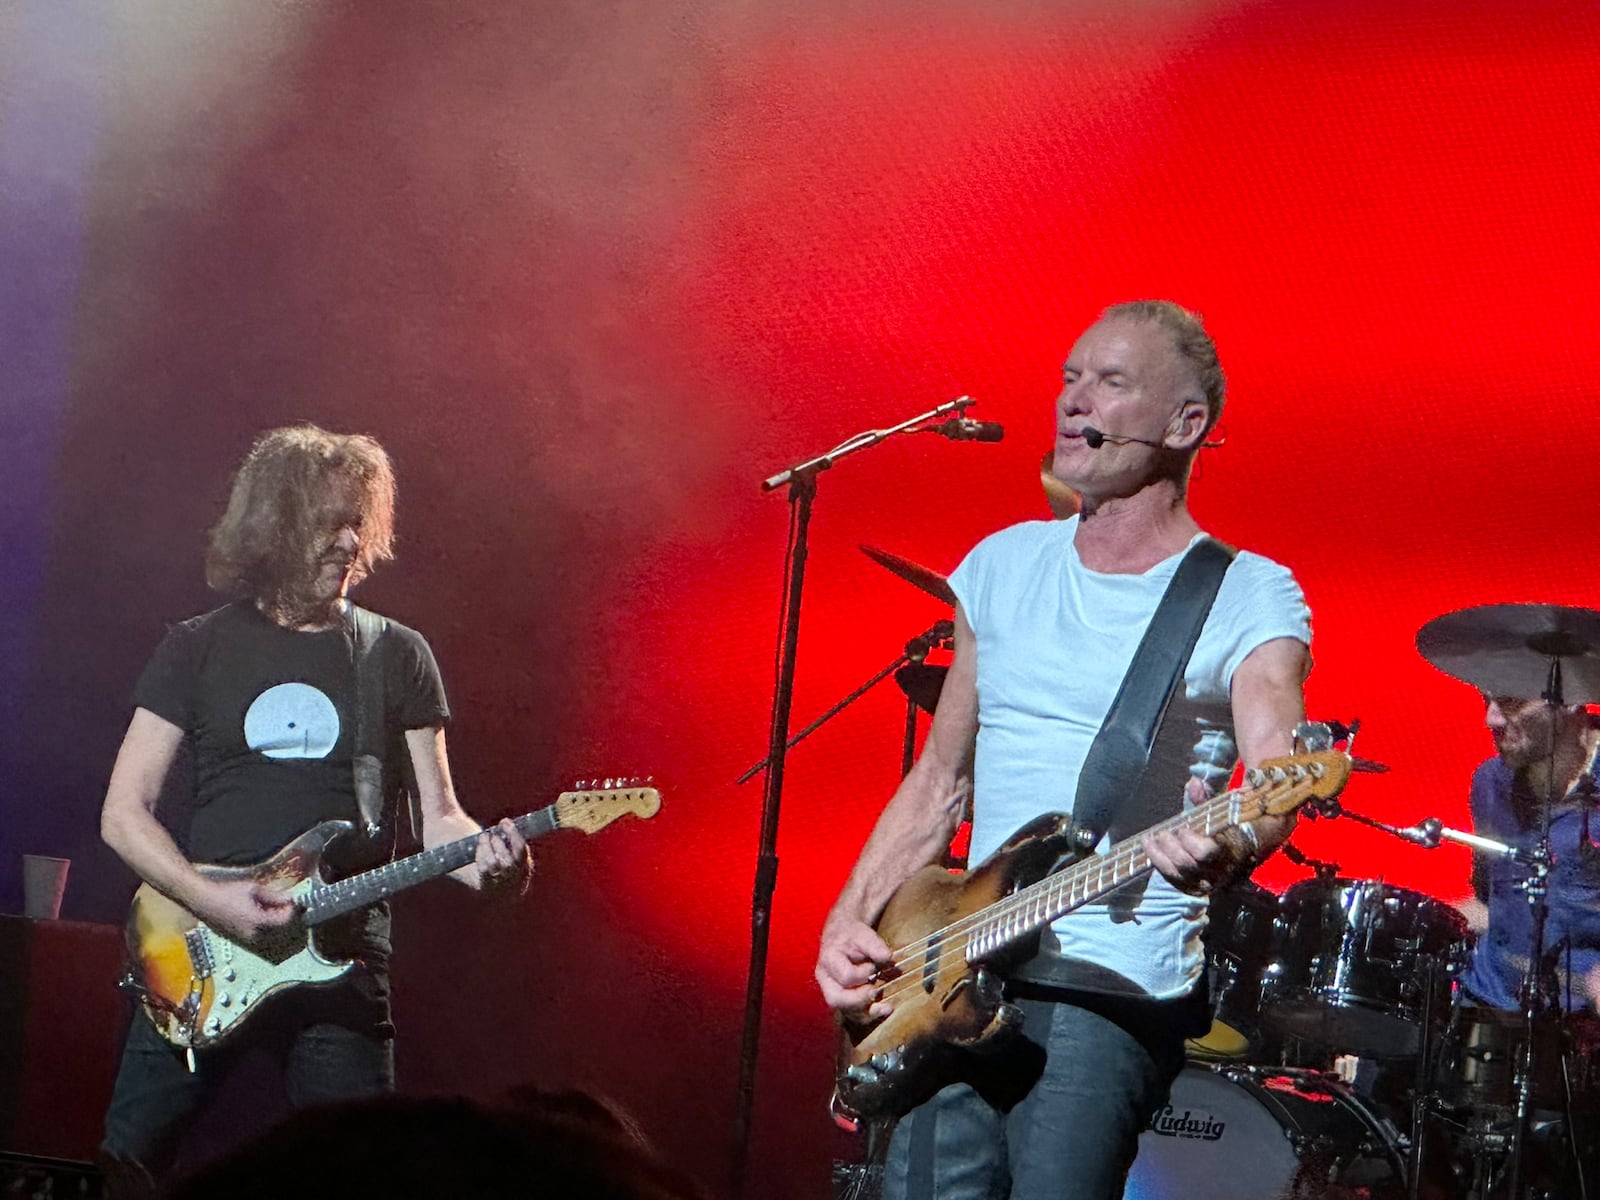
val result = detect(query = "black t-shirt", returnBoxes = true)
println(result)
[134,601,448,968]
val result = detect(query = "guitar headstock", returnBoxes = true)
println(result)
[554,778,662,833]
[1245,751,1353,817]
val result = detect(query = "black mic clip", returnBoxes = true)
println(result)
[904,619,955,663]
[921,416,1005,443]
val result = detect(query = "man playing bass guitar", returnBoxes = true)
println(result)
[814,302,1313,1200]
[98,425,532,1188]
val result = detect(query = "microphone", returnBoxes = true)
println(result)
[1081,426,1164,450]
[1080,426,1227,450]
[1397,818,1445,847]
[924,417,1004,442]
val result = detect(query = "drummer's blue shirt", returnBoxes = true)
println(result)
[1459,754,1600,1011]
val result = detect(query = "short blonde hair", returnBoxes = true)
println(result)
[1102,300,1225,431]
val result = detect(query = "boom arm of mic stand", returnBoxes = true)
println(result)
[1335,807,1541,867]
[761,396,975,491]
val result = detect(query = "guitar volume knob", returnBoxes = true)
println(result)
[216,992,231,1007]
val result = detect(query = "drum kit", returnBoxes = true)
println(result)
[844,541,1600,1200]
[1130,602,1600,1200]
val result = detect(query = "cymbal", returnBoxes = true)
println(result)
[859,545,956,607]
[1416,603,1600,704]
[895,662,948,715]
[1039,452,1081,520]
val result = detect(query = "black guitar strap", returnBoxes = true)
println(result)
[348,604,419,856]
[1071,536,1237,846]
[1011,538,1235,991]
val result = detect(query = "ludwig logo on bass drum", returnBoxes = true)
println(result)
[1148,1104,1226,1141]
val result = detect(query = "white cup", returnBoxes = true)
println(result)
[22,854,70,919]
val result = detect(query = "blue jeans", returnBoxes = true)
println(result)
[881,987,1194,1200]
[101,970,394,1180]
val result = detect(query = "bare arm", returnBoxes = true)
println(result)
[405,725,531,895]
[101,707,295,940]
[1144,635,1310,890]
[814,605,979,1014]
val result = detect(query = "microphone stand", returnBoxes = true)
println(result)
[731,396,976,1197]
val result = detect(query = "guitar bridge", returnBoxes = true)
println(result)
[185,927,215,979]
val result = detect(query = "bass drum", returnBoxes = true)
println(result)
[1124,1065,1405,1200]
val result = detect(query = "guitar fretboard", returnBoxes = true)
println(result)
[960,770,1306,963]
[302,807,558,925]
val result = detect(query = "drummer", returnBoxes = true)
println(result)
[1455,693,1600,1013]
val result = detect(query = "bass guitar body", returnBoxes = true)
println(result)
[126,821,353,1050]
[834,813,1080,1124]
[830,748,1355,1125]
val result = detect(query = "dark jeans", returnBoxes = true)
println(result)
[882,986,1197,1200]
[101,971,394,1181]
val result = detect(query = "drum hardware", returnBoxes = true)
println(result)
[1279,836,1342,882]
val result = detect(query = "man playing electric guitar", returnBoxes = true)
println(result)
[98,425,533,1187]
[814,302,1314,1200]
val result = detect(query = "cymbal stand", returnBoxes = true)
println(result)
[734,620,953,786]
[732,395,977,1198]
[1502,649,1574,1200]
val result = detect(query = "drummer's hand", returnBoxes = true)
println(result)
[1455,897,1488,936]
[1584,964,1600,1013]
[1144,825,1234,896]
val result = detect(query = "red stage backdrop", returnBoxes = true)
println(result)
[2,1,1597,1196]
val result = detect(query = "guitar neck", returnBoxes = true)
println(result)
[302,806,557,925]
[965,786,1264,962]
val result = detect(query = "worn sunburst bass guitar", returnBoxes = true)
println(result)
[831,751,1351,1125]
[125,782,661,1051]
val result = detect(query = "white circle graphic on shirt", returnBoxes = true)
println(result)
[243,683,341,759]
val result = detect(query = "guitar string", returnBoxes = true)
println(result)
[867,787,1274,1009]
[868,763,1335,1009]
[301,789,654,917]
[868,784,1283,1008]
[301,800,583,917]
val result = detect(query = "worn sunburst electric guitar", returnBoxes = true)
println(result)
[831,751,1351,1125]
[125,782,661,1050]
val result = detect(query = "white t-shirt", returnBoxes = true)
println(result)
[947,517,1311,999]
